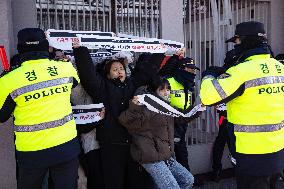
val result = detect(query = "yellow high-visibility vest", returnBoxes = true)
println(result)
[200,54,284,154]
[168,77,192,110]
[0,58,80,152]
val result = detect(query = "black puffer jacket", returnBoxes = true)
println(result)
[73,47,156,144]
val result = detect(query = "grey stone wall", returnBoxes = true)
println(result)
[270,0,284,56]
[0,0,37,188]
[0,0,16,188]
[160,0,184,43]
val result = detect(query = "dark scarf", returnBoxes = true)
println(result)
[19,51,49,63]
[173,69,196,90]
[110,77,128,88]
[173,69,196,110]
[234,43,271,64]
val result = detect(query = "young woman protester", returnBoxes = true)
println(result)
[72,45,163,189]
[119,77,195,189]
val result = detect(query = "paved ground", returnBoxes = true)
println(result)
[194,177,284,189]
[193,178,236,189]
[192,168,284,189]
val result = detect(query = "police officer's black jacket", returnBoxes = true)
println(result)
[73,47,155,144]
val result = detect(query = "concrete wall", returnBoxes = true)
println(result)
[11,0,37,56]
[188,144,232,174]
[0,0,16,188]
[270,0,284,56]
[160,0,184,43]
[0,0,14,60]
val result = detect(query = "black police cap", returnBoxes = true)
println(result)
[226,21,266,43]
[180,57,200,70]
[17,28,46,46]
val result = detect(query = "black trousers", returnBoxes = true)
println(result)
[85,149,105,189]
[236,173,281,189]
[17,158,79,189]
[212,118,230,172]
[174,123,190,171]
[100,143,154,189]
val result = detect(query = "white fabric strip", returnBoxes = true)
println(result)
[137,94,206,118]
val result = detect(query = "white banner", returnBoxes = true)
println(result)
[137,94,206,118]
[46,29,184,53]
[78,35,167,53]
[117,33,184,53]
[46,29,115,50]
[72,103,104,125]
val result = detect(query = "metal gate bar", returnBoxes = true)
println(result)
[36,0,160,37]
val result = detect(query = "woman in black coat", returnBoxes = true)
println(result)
[73,46,162,189]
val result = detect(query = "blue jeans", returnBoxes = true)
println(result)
[142,158,194,189]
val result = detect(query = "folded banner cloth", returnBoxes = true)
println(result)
[72,103,104,125]
[215,103,227,111]
[137,94,206,118]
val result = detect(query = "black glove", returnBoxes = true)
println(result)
[201,66,226,79]
[159,54,179,77]
[223,49,240,70]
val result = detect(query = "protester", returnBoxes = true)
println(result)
[111,51,134,77]
[72,45,160,189]
[119,76,196,189]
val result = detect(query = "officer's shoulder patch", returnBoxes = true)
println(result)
[217,73,231,79]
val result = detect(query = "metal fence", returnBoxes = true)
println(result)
[36,0,160,37]
[184,0,271,145]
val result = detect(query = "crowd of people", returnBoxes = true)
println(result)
[0,21,284,189]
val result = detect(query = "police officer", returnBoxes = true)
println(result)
[211,43,242,182]
[200,21,284,189]
[166,57,202,185]
[0,28,80,189]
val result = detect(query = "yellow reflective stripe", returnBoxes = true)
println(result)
[234,120,284,133]
[245,76,284,89]
[14,114,73,132]
[211,79,227,99]
[10,77,73,99]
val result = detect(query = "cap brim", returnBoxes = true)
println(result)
[185,65,200,71]
[225,36,237,43]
